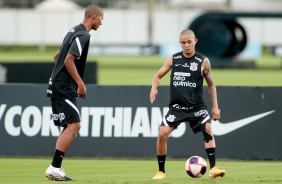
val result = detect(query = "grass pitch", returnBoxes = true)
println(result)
[0,158,282,184]
[0,48,281,86]
[0,49,281,184]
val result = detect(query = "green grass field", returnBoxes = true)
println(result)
[0,48,281,86]
[0,158,282,184]
[0,48,281,184]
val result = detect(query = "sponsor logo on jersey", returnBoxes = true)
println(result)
[190,62,198,71]
[195,56,202,62]
[174,72,191,77]
[194,110,208,117]
[69,28,75,33]
[172,104,193,110]
[174,55,182,59]
[173,80,196,87]
[173,74,196,87]
[52,113,65,122]
[174,63,190,68]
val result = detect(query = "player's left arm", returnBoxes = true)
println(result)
[65,35,90,99]
[64,53,86,99]
[202,57,220,121]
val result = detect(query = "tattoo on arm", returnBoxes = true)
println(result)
[203,58,218,107]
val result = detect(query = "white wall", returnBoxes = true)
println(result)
[0,9,282,46]
[230,0,282,12]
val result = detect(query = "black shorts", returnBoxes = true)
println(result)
[50,98,80,127]
[162,105,211,134]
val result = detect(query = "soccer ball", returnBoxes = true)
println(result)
[185,156,207,178]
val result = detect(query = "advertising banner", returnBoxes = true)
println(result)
[0,62,97,84]
[0,84,281,160]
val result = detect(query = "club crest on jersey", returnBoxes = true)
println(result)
[190,62,198,71]
[166,114,176,122]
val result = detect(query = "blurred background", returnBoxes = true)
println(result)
[0,0,281,85]
[0,0,282,170]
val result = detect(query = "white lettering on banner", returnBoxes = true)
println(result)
[21,106,41,137]
[5,105,21,136]
[171,123,186,137]
[104,107,123,137]
[0,104,7,121]
[1,104,186,138]
[80,107,90,137]
[90,107,104,137]
[123,107,132,137]
[151,107,166,137]
[41,107,60,137]
[131,107,151,137]
[3,105,61,137]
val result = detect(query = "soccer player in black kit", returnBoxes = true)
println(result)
[150,29,226,179]
[45,4,104,181]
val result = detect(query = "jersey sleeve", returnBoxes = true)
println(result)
[68,34,90,59]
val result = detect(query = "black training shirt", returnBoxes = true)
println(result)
[47,24,90,99]
[169,51,206,108]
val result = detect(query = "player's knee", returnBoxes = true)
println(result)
[200,123,213,143]
[69,122,81,134]
[158,131,169,142]
[205,123,213,135]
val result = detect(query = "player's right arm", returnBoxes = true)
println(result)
[150,55,173,103]
[64,53,86,99]
[54,50,60,62]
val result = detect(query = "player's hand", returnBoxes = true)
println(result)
[150,88,158,103]
[211,107,220,121]
[77,83,87,99]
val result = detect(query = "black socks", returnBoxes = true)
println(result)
[51,149,65,168]
[157,155,166,173]
[206,148,216,169]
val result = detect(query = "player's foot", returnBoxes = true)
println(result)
[209,166,226,179]
[45,165,72,181]
[152,171,166,179]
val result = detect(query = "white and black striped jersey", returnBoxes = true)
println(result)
[169,51,206,108]
[47,24,91,99]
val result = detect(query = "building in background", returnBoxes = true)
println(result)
[0,0,281,65]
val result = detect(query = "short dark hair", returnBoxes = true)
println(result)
[84,4,103,18]
[180,29,195,38]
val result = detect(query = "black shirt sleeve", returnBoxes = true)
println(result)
[68,34,90,58]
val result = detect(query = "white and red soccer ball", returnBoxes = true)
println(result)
[185,156,207,178]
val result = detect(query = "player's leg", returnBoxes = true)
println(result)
[45,99,80,181]
[201,122,226,179]
[157,125,174,155]
[56,122,81,152]
[203,122,216,167]
[152,125,174,179]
